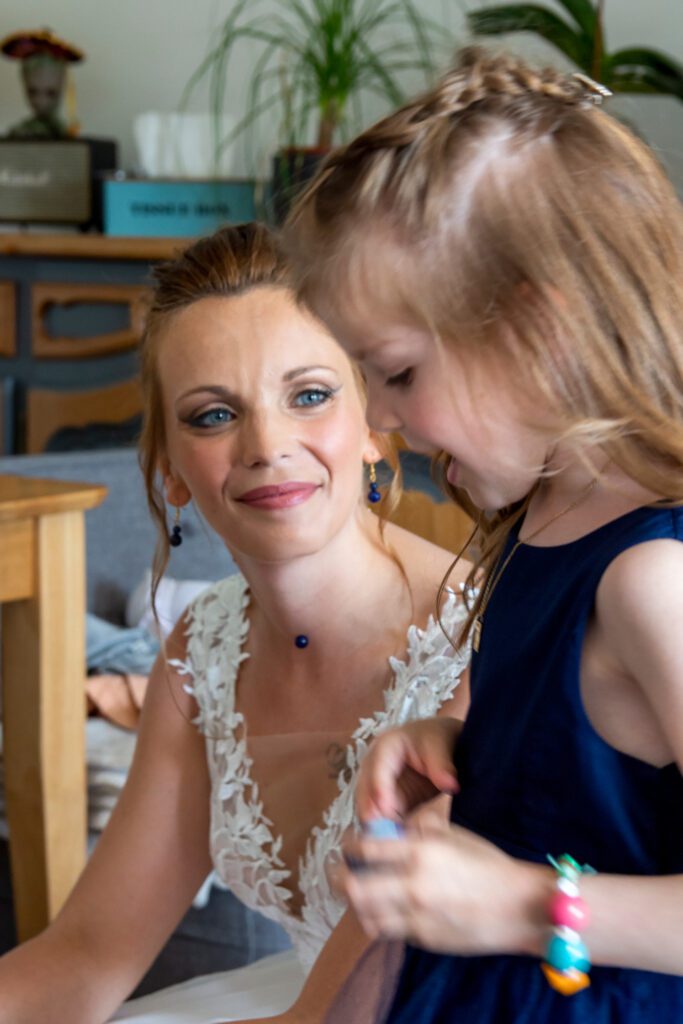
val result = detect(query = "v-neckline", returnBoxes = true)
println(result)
[225,578,447,918]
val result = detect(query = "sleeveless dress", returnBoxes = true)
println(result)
[385,506,683,1024]
[112,575,469,1023]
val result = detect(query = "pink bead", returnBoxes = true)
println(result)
[549,891,590,931]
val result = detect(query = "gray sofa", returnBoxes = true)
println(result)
[0,447,291,995]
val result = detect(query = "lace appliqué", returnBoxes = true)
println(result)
[171,575,470,974]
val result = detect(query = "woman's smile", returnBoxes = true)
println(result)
[236,481,321,510]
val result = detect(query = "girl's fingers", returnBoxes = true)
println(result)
[357,720,459,822]
[342,835,413,874]
[342,857,414,940]
[357,737,409,821]
[414,736,459,793]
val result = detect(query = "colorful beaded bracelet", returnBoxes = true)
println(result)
[541,853,596,996]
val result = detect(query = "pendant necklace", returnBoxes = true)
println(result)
[472,477,598,653]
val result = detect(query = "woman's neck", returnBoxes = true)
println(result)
[233,508,409,662]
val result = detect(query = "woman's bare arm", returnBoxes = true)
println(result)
[0,616,212,1024]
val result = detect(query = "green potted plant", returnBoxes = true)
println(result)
[466,0,682,100]
[183,0,447,220]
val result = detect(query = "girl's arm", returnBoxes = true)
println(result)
[339,827,683,973]
[338,538,683,975]
[0,615,213,1024]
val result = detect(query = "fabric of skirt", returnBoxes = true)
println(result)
[383,948,683,1024]
[110,950,305,1024]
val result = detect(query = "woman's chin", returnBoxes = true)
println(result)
[228,530,331,566]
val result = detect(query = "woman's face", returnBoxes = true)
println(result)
[158,287,377,563]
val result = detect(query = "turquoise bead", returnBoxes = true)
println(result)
[546,933,590,974]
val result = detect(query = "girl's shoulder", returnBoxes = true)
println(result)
[597,522,683,626]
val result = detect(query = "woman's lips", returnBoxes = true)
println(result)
[237,482,320,510]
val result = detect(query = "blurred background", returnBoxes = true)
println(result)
[1,0,681,185]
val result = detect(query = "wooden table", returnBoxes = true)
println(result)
[0,474,106,940]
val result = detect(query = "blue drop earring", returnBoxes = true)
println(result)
[169,505,183,547]
[367,463,382,504]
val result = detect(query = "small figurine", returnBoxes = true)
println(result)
[1,28,84,140]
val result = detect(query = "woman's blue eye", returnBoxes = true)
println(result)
[385,368,414,388]
[191,407,234,428]
[294,387,333,407]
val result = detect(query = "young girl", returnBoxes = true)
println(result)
[285,46,683,1021]
[0,224,470,1024]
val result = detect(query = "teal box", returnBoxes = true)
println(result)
[103,177,256,237]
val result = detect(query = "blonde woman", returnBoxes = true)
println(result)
[0,223,470,1024]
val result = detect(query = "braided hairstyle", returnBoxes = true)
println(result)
[289,48,610,231]
[285,46,683,641]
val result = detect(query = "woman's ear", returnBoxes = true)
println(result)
[362,431,384,466]
[162,460,192,509]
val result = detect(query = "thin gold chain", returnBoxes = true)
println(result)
[472,477,598,653]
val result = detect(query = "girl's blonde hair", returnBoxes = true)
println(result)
[139,222,400,610]
[285,47,683,638]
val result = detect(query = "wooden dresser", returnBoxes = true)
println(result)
[0,233,192,454]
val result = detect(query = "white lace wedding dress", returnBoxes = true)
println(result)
[112,575,469,1024]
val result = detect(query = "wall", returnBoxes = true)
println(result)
[0,0,681,186]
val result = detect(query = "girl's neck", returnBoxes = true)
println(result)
[233,508,409,661]
[521,455,662,547]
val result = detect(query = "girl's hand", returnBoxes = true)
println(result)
[338,820,550,957]
[356,717,462,822]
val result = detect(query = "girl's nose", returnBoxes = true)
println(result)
[365,380,403,434]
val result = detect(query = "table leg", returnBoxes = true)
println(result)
[2,509,87,941]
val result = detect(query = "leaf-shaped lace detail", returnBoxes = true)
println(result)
[295,592,471,970]
[176,576,471,975]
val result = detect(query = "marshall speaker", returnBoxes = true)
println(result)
[0,137,117,229]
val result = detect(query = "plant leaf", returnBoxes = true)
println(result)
[553,0,597,36]
[467,4,592,69]
[604,46,683,100]
[606,69,683,101]
[181,0,448,160]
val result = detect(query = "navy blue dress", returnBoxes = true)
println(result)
[385,506,683,1023]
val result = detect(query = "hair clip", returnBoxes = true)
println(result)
[572,72,613,105]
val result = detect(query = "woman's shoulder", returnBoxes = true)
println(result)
[182,572,248,630]
[383,519,470,618]
[168,573,249,717]
[174,572,249,668]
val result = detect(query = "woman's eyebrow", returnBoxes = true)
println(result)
[175,384,238,405]
[282,364,339,381]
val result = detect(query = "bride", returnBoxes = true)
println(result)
[0,223,470,1024]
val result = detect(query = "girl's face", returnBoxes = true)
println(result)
[322,305,552,512]
[158,287,378,562]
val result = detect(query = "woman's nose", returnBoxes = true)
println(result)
[238,410,292,467]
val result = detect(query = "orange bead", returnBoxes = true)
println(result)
[541,963,591,996]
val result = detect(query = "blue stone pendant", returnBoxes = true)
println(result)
[368,482,381,503]
[367,463,382,504]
